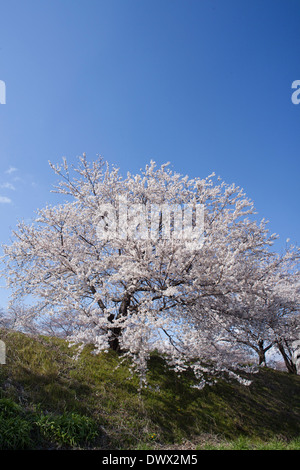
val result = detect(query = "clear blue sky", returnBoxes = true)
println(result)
[0,0,299,307]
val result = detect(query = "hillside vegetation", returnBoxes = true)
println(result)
[0,329,299,450]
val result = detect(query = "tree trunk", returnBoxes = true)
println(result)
[277,341,298,374]
[258,340,266,366]
[257,340,273,366]
[108,294,130,352]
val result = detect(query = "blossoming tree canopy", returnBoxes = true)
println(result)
[2,155,299,387]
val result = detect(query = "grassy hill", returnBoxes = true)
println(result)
[0,329,299,450]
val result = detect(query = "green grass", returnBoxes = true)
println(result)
[35,411,99,447]
[0,329,299,450]
[198,436,300,450]
[0,397,33,450]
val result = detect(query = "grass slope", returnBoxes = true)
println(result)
[0,329,299,450]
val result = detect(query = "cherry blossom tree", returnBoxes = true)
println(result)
[204,247,300,370]
[2,155,298,386]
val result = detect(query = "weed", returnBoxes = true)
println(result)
[0,398,33,450]
[35,411,99,447]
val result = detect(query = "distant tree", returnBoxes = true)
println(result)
[207,248,300,369]
[2,155,298,386]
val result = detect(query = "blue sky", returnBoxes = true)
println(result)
[0,0,299,307]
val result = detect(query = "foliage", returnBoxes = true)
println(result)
[35,411,99,447]
[0,398,33,450]
[0,391,99,450]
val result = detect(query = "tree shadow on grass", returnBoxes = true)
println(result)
[144,355,300,443]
